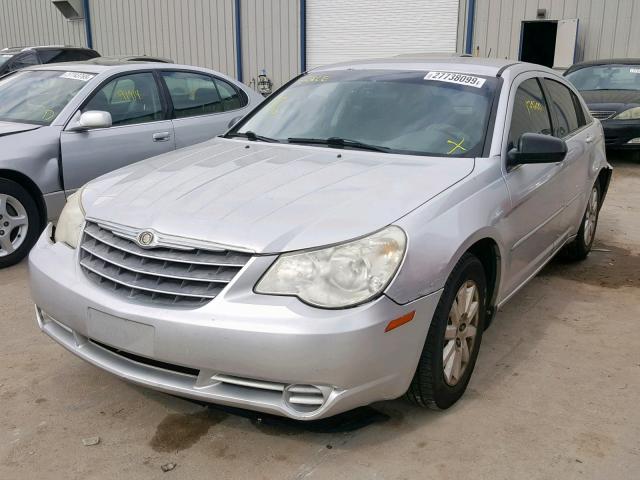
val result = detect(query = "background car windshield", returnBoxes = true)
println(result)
[0,70,93,125]
[236,70,497,157]
[0,54,12,66]
[566,65,640,91]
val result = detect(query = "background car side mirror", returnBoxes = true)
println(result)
[67,110,112,131]
[507,133,567,167]
[227,115,243,129]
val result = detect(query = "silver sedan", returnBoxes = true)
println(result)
[29,57,611,420]
[0,61,262,267]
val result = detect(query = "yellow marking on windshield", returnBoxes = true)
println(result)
[42,109,55,122]
[447,138,467,155]
[116,89,142,102]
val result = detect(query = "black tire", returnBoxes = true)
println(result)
[406,253,487,410]
[0,178,41,268]
[562,180,601,262]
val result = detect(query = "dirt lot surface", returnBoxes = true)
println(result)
[1,156,639,480]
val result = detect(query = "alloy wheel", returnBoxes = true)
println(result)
[0,194,29,258]
[583,186,599,246]
[443,280,480,386]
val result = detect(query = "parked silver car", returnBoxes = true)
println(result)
[30,57,611,420]
[0,61,262,266]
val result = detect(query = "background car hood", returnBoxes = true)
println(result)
[0,121,41,137]
[83,139,473,253]
[579,90,640,114]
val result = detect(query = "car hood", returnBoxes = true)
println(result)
[579,90,640,113]
[83,138,474,253]
[0,121,41,137]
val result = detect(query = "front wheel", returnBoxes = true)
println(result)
[0,179,41,268]
[562,181,601,261]
[406,253,487,410]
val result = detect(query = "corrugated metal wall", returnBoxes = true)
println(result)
[88,0,237,78]
[472,0,640,62]
[240,0,300,89]
[0,0,86,48]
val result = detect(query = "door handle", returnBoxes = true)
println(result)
[585,135,594,144]
[153,132,171,142]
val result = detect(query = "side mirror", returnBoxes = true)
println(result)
[67,110,112,131]
[507,133,567,166]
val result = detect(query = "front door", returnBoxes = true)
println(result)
[500,76,567,299]
[60,71,175,190]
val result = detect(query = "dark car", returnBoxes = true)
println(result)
[0,45,100,76]
[565,59,640,153]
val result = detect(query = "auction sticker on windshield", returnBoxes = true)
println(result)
[59,72,95,82]
[424,71,486,88]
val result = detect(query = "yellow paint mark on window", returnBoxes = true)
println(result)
[447,138,467,155]
[116,89,143,102]
[298,74,330,84]
[525,100,544,115]
[42,109,55,122]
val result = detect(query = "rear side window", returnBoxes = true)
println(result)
[213,78,247,111]
[84,72,164,126]
[544,79,582,137]
[507,78,552,150]
[8,51,39,71]
[162,71,224,118]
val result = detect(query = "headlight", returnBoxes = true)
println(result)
[54,187,86,248]
[613,106,640,120]
[255,226,406,308]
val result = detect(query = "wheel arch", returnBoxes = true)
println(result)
[0,169,47,229]
[597,166,613,209]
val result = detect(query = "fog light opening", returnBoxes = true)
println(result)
[283,384,327,413]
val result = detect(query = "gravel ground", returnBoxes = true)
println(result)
[1,154,638,480]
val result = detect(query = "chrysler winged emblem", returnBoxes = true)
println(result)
[137,230,155,247]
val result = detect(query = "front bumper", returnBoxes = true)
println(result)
[29,226,440,420]
[601,120,640,149]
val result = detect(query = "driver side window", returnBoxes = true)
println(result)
[507,78,553,150]
[84,73,163,126]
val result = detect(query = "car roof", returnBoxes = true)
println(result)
[21,61,232,76]
[311,55,552,77]
[1,45,95,54]
[565,58,640,75]
[82,55,174,66]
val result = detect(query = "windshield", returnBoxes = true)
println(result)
[0,54,13,67]
[232,70,498,157]
[0,70,94,125]
[566,65,640,91]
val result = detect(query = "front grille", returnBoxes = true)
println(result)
[80,222,251,307]
[589,110,616,120]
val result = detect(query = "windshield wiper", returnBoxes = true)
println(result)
[226,131,281,143]
[287,137,390,153]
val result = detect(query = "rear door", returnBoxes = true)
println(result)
[542,77,593,240]
[160,70,250,148]
[60,71,175,190]
[501,75,567,297]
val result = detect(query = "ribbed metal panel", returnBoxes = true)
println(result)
[87,0,237,77]
[472,0,640,62]
[240,0,300,89]
[306,0,460,69]
[0,0,86,49]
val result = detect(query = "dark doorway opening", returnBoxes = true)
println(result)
[520,21,557,68]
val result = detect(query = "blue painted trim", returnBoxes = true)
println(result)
[82,0,93,49]
[465,0,476,55]
[300,0,306,71]
[234,0,243,82]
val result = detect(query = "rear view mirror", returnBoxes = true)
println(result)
[507,133,567,166]
[68,110,112,131]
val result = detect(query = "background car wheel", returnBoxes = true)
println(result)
[562,181,601,262]
[0,179,41,268]
[406,253,487,410]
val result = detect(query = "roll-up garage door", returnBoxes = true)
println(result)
[306,0,460,69]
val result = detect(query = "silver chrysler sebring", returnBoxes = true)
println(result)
[29,57,611,420]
